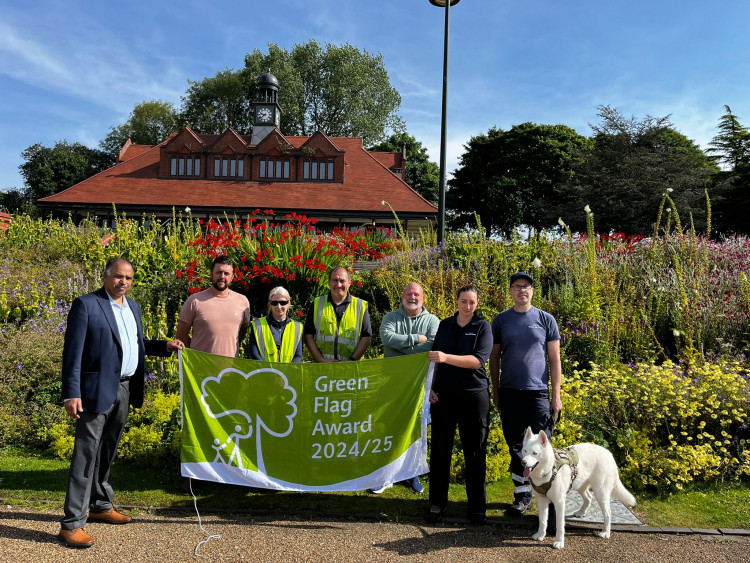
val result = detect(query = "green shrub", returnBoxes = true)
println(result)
[39,421,76,459]
[118,391,182,467]
[559,360,750,490]
[0,318,65,448]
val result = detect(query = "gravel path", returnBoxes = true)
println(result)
[2,506,748,562]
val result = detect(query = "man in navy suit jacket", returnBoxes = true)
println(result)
[58,257,182,548]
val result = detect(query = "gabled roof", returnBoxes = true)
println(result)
[38,135,436,218]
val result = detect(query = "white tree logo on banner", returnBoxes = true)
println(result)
[200,367,298,474]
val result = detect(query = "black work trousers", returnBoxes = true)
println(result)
[429,388,490,515]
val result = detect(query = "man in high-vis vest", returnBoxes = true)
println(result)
[303,267,372,362]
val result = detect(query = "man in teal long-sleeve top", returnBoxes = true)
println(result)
[373,282,439,494]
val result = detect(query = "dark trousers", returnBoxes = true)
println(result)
[429,388,490,514]
[498,388,555,499]
[61,380,130,529]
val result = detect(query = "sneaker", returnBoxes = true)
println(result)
[367,484,392,494]
[426,505,444,524]
[406,476,424,494]
[509,497,533,516]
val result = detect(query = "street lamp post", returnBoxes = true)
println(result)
[429,0,460,245]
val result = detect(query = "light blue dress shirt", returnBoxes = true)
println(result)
[108,293,139,378]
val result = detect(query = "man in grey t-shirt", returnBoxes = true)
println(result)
[489,272,562,517]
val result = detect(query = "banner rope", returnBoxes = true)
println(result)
[189,477,221,556]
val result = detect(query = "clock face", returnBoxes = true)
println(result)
[257,107,272,123]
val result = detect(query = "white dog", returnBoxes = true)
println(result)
[520,427,636,549]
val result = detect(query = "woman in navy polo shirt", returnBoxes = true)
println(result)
[425,284,493,525]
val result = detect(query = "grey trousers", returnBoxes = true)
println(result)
[61,379,130,530]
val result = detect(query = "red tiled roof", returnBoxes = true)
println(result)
[39,136,436,216]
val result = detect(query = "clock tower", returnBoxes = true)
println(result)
[251,72,281,145]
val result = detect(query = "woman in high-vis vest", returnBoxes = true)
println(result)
[247,287,303,363]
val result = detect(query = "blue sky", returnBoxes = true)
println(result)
[2,0,750,192]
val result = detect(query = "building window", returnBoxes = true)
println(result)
[171,156,201,177]
[259,158,290,179]
[213,157,244,178]
[303,159,335,181]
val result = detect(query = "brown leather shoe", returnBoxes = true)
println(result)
[58,527,95,548]
[87,508,133,524]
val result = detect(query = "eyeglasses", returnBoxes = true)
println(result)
[510,285,533,291]
[269,300,289,306]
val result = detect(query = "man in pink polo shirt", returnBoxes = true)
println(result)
[175,255,251,493]
[176,255,251,357]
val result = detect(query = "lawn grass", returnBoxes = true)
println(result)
[2,446,748,529]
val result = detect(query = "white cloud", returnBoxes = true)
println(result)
[0,20,184,114]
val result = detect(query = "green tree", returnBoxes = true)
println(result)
[564,106,718,235]
[447,124,590,237]
[181,68,257,135]
[182,40,403,146]
[368,132,439,204]
[706,105,750,169]
[0,188,31,214]
[706,106,750,234]
[99,100,181,157]
[447,128,518,238]
[19,141,113,203]
[499,123,591,234]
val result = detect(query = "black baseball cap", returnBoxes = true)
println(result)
[509,272,534,286]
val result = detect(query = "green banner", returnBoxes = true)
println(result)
[180,349,432,491]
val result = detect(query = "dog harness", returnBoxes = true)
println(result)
[531,446,579,495]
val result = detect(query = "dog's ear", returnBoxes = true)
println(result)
[539,430,548,445]
[524,426,534,440]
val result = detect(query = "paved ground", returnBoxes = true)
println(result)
[564,491,642,525]
[2,505,748,563]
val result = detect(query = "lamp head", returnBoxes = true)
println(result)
[429,0,460,6]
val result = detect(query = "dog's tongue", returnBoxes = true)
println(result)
[523,467,532,478]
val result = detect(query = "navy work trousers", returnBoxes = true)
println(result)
[497,388,556,481]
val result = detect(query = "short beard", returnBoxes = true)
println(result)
[212,280,228,291]
[403,302,421,313]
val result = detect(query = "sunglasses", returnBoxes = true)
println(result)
[269,300,289,306]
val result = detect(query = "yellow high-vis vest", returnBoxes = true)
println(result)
[252,317,302,363]
[313,295,366,360]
